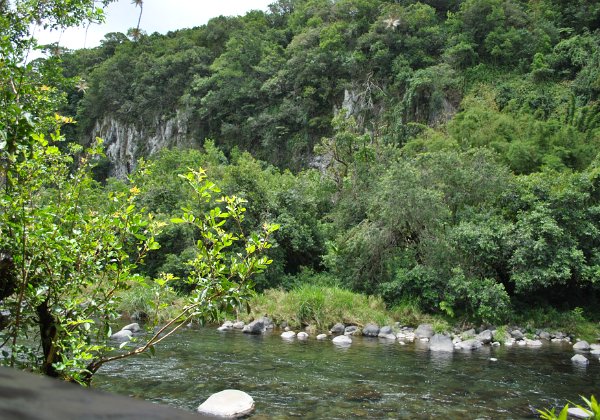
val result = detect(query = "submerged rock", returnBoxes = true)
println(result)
[429,334,454,352]
[415,324,434,339]
[571,354,589,365]
[333,335,352,346]
[197,389,255,418]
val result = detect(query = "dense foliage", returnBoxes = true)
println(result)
[54,0,600,324]
[0,0,277,383]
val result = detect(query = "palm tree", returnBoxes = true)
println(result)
[132,0,143,40]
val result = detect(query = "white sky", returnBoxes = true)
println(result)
[35,0,273,50]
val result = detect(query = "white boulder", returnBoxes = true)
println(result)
[332,335,352,346]
[281,331,296,339]
[197,389,255,418]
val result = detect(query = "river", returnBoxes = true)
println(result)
[94,327,600,419]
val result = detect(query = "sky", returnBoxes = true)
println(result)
[35,0,273,50]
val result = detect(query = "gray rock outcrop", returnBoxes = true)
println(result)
[197,389,255,418]
[429,334,454,352]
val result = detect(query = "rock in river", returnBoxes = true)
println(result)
[333,335,352,346]
[242,320,265,335]
[316,334,328,340]
[110,329,132,342]
[415,324,434,339]
[121,323,141,333]
[330,323,345,334]
[429,334,454,352]
[362,323,380,337]
[571,354,589,365]
[281,331,296,339]
[297,332,309,340]
[197,389,255,418]
[455,339,482,351]
[573,341,590,351]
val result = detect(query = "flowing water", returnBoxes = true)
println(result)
[94,328,600,419]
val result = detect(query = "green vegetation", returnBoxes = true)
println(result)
[3,0,600,384]
[248,285,394,330]
[53,0,600,331]
[0,1,277,384]
[539,395,600,420]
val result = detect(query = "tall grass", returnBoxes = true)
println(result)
[249,285,403,330]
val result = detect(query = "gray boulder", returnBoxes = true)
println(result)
[297,332,309,340]
[415,324,434,339]
[429,334,454,352]
[461,329,476,339]
[259,317,274,330]
[539,331,551,340]
[477,330,493,344]
[330,323,345,334]
[333,335,352,346]
[121,323,141,333]
[379,326,393,336]
[456,339,483,351]
[379,333,397,340]
[571,354,589,365]
[573,340,591,351]
[197,389,255,418]
[510,329,524,340]
[362,324,380,337]
[344,325,359,336]
[110,329,132,342]
[242,319,265,335]
[232,321,245,329]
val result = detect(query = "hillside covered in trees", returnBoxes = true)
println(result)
[59,0,600,323]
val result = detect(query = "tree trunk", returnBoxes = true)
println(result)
[36,299,59,378]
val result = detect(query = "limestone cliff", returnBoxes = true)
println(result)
[90,109,195,178]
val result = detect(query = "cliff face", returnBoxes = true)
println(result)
[90,109,194,178]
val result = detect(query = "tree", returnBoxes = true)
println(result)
[0,0,278,385]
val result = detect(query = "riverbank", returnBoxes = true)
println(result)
[117,284,600,342]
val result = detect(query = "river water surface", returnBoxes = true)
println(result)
[94,327,600,419]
